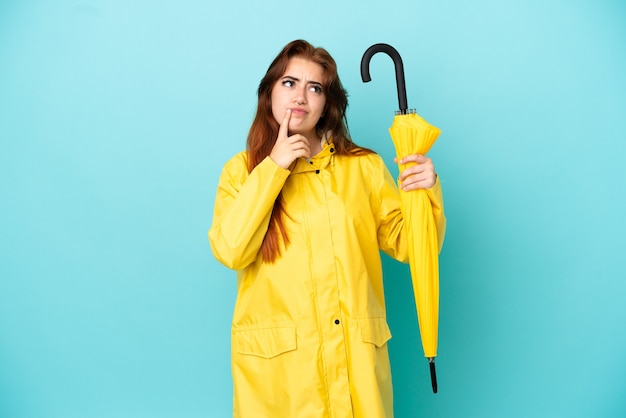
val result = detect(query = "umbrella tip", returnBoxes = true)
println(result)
[428,358,438,394]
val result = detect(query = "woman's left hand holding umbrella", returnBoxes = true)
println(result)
[394,153,437,191]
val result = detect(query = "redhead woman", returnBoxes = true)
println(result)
[209,39,445,418]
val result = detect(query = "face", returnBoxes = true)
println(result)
[271,57,327,142]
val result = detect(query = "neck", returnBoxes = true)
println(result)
[310,137,323,157]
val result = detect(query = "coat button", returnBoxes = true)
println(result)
[315,169,320,174]
[330,147,335,153]
[334,319,340,325]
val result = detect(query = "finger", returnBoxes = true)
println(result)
[291,143,311,160]
[287,135,311,157]
[399,164,429,181]
[399,153,427,165]
[299,140,311,158]
[278,108,292,139]
[289,134,311,149]
[401,175,436,191]
[398,162,437,183]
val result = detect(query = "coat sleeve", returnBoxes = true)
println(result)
[425,175,447,253]
[208,154,291,270]
[375,156,447,262]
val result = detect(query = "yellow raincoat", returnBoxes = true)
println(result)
[209,140,445,418]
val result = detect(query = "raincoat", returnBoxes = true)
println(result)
[209,140,445,418]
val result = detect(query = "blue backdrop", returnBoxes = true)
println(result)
[1,0,625,417]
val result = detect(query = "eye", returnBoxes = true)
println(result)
[282,79,295,87]
[309,85,323,94]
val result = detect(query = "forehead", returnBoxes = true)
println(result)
[282,57,325,82]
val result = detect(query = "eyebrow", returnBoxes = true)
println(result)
[282,75,323,87]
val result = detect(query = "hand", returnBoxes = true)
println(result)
[269,109,311,169]
[394,154,437,191]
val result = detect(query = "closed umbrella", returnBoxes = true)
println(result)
[361,43,442,393]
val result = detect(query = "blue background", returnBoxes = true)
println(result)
[1,0,625,417]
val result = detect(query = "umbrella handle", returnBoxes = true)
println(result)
[360,43,408,114]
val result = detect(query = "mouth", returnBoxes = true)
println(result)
[289,107,307,116]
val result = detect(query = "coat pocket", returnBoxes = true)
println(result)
[358,317,392,347]
[234,326,297,359]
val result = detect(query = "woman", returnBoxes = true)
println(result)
[209,40,445,418]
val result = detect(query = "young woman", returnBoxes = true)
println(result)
[209,39,445,418]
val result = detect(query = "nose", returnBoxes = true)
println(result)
[293,85,307,105]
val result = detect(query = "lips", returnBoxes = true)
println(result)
[289,107,307,116]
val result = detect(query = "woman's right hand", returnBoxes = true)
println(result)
[269,109,311,170]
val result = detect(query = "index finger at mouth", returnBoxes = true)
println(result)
[279,108,291,137]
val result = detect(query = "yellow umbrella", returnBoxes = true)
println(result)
[361,44,442,393]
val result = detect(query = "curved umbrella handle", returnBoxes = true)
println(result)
[360,43,408,114]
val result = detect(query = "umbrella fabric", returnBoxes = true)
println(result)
[389,112,442,360]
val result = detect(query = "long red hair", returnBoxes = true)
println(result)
[247,40,373,263]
